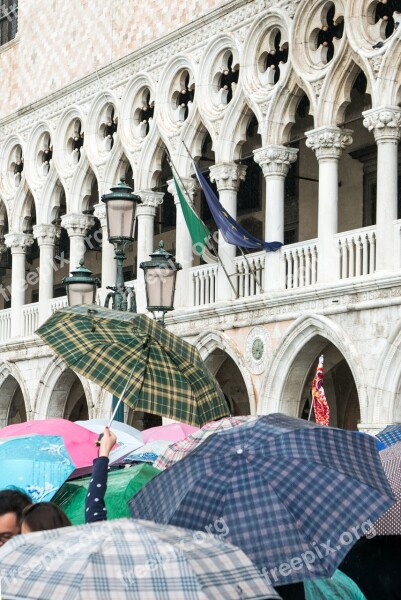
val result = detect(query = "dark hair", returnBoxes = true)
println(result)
[21,502,71,532]
[0,489,31,522]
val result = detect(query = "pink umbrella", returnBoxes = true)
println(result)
[0,419,98,472]
[142,422,199,444]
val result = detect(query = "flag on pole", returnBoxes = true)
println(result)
[173,177,217,264]
[312,355,330,426]
[192,161,282,252]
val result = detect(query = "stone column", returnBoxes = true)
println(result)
[363,107,401,272]
[254,145,298,290]
[33,224,60,325]
[209,163,246,301]
[167,177,198,307]
[306,127,353,283]
[93,203,117,304]
[135,191,164,312]
[4,232,34,338]
[61,213,95,275]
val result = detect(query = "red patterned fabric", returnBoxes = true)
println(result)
[312,356,330,426]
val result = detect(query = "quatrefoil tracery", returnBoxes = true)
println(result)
[39,134,53,176]
[262,30,288,85]
[135,89,154,137]
[10,145,24,188]
[68,119,84,164]
[172,72,195,122]
[217,53,239,105]
[371,0,401,41]
[100,105,118,151]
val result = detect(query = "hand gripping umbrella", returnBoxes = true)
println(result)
[36,305,229,427]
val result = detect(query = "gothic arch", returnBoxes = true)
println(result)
[372,321,401,426]
[259,314,366,421]
[0,362,31,426]
[196,330,256,415]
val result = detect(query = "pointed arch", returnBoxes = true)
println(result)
[259,314,367,420]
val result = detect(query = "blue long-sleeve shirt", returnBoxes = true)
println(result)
[85,456,109,523]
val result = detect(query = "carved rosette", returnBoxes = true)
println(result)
[209,163,247,191]
[305,127,353,160]
[5,232,34,254]
[61,213,95,237]
[33,224,60,246]
[254,145,298,178]
[136,190,164,217]
[167,177,199,207]
[362,107,401,142]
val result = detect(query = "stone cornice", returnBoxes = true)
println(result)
[4,232,34,252]
[305,127,353,160]
[0,0,273,140]
[253,145,298,178]
[362,107,401,142]
[209,163,247,191]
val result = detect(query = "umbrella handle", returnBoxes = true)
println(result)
[95,433,104,447]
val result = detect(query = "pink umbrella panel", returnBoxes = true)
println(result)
[0,418,98,472]
[142,422,199,444]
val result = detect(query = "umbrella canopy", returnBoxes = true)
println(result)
[123,440,171,464]
[0,418,98,473]
[53,463,160,524]
[130,413,395,586]
[0,518,280,600]
[373,441,401,535]
[154,415,257,470]
[377,423,401,447]
[142,422,199,443]
[75,419,143,464]
[0,434,75,502]
[36,306,229,427]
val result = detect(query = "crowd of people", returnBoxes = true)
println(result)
[0,426,400,600]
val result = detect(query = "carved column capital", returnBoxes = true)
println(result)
[5,232,34,254]
[209,162,247,191]
[305,126,353,160]
[167,177,199,207]
[61,213,95,237]
[136,190,164,217]
[33,224,60,246]
[363,106,401,142]
[253,145,298,178]
[93,202,107,229]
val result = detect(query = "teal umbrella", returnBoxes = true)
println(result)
[53,463,160,524]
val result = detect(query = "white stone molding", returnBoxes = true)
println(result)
[53,107,86,176]
[4,232,34,253]
[253,144,298,178]
[119,74,156,151]
[33,224,60,246]
[209,162,247,191]
[362,107,401,142]
[305,126,353,160]
[156,56,196,137]
[85,92,119,164]
[61,213,95,237]
[0,135,25,197]
[25,122,53,185]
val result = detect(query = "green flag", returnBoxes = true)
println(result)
[174,177,216,261]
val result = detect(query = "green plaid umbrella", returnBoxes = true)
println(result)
[36,306,229,427]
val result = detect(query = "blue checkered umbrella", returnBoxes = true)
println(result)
[0,518,279,599]
[130,414,395,586]
[377,423,401,447]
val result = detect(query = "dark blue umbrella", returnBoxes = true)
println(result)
[377,423,401,447]
[130,414,395,586]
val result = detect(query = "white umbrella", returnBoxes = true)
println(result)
[75,419,143,464]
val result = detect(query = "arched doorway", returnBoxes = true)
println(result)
[47,368,89,421]
[0,375,27,427]
[205,349,250,415]
[296,339,360,430]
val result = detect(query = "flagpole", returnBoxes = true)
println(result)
[308,396,314,421]
[166,147,239,299]
[238,247,264,293]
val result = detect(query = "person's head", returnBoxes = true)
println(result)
[20,502,71,534]
[0,489,32,547]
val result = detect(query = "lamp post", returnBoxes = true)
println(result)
[101,177,141,312]
[62,259,100,306]
[140,241,182,325]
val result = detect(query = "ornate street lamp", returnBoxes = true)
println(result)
[63,259,100,307]
[101,177,141,312]
[140,241,182,325]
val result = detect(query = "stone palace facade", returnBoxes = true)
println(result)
[0,0,400,431]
